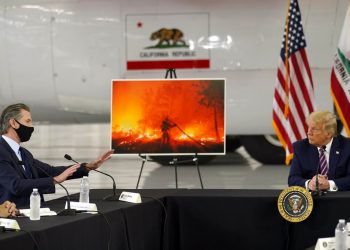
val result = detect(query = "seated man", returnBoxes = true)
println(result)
[0,103,114,207]
[288,110,350,191]
[0,201,17,217]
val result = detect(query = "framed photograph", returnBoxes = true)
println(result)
[111,79,225,155]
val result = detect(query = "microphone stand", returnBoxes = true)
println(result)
[34,164,76,216]
[64,154,119,201]
[311,162,324,197]
[56,183,77,216]
[93,169,119,201]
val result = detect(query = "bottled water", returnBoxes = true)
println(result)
[30,188,40,220]
[79,176,90,203]
[335,219,348,250]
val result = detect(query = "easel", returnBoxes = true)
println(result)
[164,68,177,79]
[135,68,204,189]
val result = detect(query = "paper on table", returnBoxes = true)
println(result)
[19,207,57,217]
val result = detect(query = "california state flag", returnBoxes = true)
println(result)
[331,1,350,136]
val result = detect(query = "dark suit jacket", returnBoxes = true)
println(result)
[288,135,350,191]
[0,137,89,207]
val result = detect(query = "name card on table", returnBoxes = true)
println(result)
[65,202,97,212]
[315,237,335,250]
[315,223,350,250]
[0,218,20,231]
[119,191,142,203]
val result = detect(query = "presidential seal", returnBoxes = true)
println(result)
[277,186,313,223]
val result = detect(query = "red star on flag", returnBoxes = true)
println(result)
[137,22,143,28]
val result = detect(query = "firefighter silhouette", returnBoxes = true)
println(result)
[161,117,176,145]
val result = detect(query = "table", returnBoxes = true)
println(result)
[164,190,350,250]
[0,189,172,250]
[1,189,349,250]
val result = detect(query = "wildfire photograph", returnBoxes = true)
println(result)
[111,79,225,155]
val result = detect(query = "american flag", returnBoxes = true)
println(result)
[272,0,316,164]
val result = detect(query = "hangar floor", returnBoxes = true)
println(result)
[23,123,290,201]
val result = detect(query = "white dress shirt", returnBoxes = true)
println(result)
[1,135,26,171]
[305,138,338,191]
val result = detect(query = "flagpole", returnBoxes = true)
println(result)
[283,0,292,118]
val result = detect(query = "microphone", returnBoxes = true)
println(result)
[64,154,119,201]
[0,225,17,232]
[311,156,325,197]
[32,163,76,216]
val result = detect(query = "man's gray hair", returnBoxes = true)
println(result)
[0,103,30,134]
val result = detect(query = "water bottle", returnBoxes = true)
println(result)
[30,188,40,220]
[335,219,348,250]
[79,176,89,203]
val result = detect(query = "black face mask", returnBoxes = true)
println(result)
[14,120,34,142]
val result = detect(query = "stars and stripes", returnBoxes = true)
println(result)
[272,0,316,164]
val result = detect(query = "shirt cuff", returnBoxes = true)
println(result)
[328,180,338,192]
[305,180,310,191]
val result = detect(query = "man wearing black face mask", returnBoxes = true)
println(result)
[0,103,114,207]
[13,118,34,143]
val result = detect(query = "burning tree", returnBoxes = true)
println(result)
[195,80,225,141]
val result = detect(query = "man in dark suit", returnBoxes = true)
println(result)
[288,110,350,191]
[0,103,114,207]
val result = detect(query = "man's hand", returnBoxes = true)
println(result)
[308,175,330,191]
[53,163,80,184]
[84,150,114,171]
[308,176,316,191]
[317,175,330,190]
[0,201,17,217]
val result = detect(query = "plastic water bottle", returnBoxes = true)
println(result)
[30,188,40,220]
[79,176,89,203]
[335,219,348,250]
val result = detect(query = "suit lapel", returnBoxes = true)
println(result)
[309,145,319,172]
[328,136,341,177]
[0,137,28,178]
